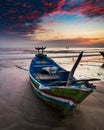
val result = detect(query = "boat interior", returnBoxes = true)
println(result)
[29,51,71,87]
[31,61,95,89]
[33,65,70,86]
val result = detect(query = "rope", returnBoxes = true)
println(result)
[95,90,104,94]
[92,93,104,104]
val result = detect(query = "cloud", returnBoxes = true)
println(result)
[0,0,103,35]
[35,27,55,34]
[46,37,104,47]
[61,0,104,19]
[0,0,64,34]
[77,1,104,18]
[68,37,104,44]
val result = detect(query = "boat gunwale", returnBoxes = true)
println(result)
[29,72,94,92]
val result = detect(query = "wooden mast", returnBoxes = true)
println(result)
[66,51,83,86]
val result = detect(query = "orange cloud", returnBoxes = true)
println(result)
[43,37,104,47]
[67,37,104,45]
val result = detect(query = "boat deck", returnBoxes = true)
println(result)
[35,73,59,80]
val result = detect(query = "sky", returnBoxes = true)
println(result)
[0,0,104,48]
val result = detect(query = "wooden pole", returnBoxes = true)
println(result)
[66,51,83,86]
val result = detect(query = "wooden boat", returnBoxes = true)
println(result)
[29,47,99,114]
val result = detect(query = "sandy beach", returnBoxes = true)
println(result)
[0,48,104,130]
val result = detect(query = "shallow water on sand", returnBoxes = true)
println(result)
[0,48,104,130]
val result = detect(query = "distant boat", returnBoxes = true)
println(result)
[29,47,99,115]
[100,52,104,57]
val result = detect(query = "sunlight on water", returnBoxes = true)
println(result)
[0,47,104,80]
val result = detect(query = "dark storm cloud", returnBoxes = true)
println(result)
[0,0,62,34]
[0,0,104,35]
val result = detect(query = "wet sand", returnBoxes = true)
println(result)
[0,60,60,130]
[0,49,104,130]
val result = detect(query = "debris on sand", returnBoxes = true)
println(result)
[15,65,28,71]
